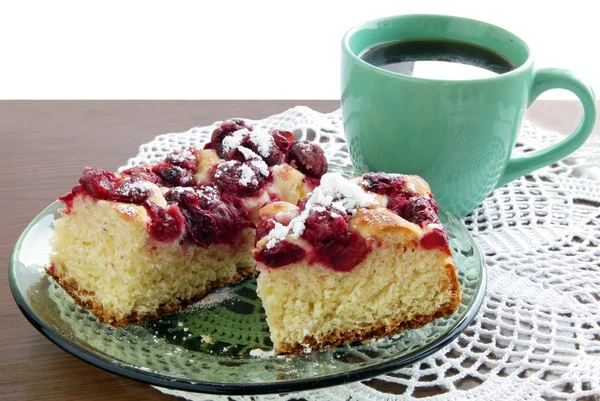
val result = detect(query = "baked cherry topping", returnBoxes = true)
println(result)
[270,129,295,153]
[287,141,328,178]
[120,166,163,185]
[151,150,198,188]
[255,218,276,245]
[362,172,439,227]
[172,186,252,247]
[387,194,439,227]
[58,185,87,212]
[262,200,370,271]
[301,207,349,245]
[211,161,269,197]
[361,172,406,195]
[299,206,369,271]
[226,146,260,163]
[165,149,198,171]
[208,119,253,157]
[152,163,195,187]
[243,134,282,166]
[145,202,185,242]
[316,231,370,272]
[420,228,450,252]
[256,240,306,268]
[78,168,156,204]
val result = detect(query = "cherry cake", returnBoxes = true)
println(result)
[254,172,462,354]
[48,119,461,354]
[49,120,325,326]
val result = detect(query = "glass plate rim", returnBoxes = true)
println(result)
[10,183,487,396]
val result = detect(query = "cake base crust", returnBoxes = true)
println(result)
[47,264,254,327]
[275,297,460,355]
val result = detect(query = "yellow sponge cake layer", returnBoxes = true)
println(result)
[49,193,254,326]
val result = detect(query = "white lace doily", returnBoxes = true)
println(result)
[121,106,600,401]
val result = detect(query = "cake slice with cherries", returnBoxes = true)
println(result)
[253,172,462,354]
[48,120,327,327]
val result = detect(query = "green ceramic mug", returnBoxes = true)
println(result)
[340,14,596,217]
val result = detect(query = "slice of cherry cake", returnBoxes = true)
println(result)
[48,120,327,327]
[253,172,462,354]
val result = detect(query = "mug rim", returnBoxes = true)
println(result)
[341,13,534,83]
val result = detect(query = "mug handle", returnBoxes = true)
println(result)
[495,68,597,188]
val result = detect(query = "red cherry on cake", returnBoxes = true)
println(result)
[145,202,185,242]
[150,149,198,187]
[270,129,295,153]
[79,168,155,204]
[208,119,253,157]
[79,168,121,200]
[240,135,282,166]
[362,172,440,227]
[152,162,195,187]
[255,218,276,245]
[287,141,328,178]
[165,149,198,172]
[301,207,349,246]
[120,166,164,186]
[318,231,370,272]
[174,188,252,247]
[388,194,439,227]
[361,172,406,195]
[211,161,267,197]
[256,240,306,268]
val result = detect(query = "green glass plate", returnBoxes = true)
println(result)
[9,169,486,395]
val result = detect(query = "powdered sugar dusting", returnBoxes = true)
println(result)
[221,129,249,153]
[264,172,378,249]
[236,146,269,177]
[249,130,275,158]
[196,185,220,201]
[119,179,159,196]
[116,204,138,216]
[188,287,236,311]
[266,222,288,249]
[236,146,261,161]
[251,160,269,177]
[238,164,258,186]
[170,186,195,196]
[169,149,195,164]
[213,160,237,179]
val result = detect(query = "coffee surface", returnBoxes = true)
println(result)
[359,39,515,79]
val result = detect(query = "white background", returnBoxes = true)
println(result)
[0,0,597,100]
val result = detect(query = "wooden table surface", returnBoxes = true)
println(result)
[0,100,597,401]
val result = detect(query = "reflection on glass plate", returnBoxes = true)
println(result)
[10,167,486,395]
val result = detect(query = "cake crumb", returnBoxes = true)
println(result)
[301,344,312,354]
[201,335,213,344]
[249,348,275,358]
[177,321,183,327]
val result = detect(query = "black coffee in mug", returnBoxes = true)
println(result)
[358,39,516,79]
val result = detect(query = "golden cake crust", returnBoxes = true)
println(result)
[47,264,255,327]
[349,207,421,238]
